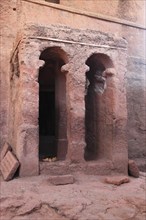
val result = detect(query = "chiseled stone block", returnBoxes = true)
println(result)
[0,151,20,181]
[48,175,75,185]
[0,142,11,160]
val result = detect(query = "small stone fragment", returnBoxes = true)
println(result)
[48,175,75,185]
[42,158,49,162]
[42,157,57,162]
[52,157,57,162]
[128,160,139,178]
[105,176,130,185]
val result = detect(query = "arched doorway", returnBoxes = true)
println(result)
[84,53,114,161]
[38,47,68,160]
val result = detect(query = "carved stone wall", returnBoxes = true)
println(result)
[9,49,20,151]
[8,25,128,176]
[0,1,145,172]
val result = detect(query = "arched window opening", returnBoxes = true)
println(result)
[39,47,68,161]
[84,53,114,161]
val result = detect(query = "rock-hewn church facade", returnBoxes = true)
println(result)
[0,0,146,177]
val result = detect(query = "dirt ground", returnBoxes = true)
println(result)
[0,172,146,220]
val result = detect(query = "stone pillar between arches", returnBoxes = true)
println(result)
[62,63,88,163]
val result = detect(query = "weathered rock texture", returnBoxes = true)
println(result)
[60,0,145,26]
[7,24,128,176]
[128,159,139,178]
[0,173,146,220]
[126,57,146,169]
[0,0,18,146]
[48,174,75,185]
[105,176,130,186]
[0,0,146,176]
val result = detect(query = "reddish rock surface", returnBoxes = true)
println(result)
[6,24,128,177]
[0,142,11,160]
[128,159,140,178]
[48,174,75,185]
[0,0,145,179]
[105,176,130,185]
[0,173,146,220]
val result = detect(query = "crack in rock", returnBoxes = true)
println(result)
[16,200,42,216]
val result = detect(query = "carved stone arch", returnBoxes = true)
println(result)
[85,53,116,161]
[38,46,69,160]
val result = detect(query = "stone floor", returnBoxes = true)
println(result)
[0,172,146,220]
